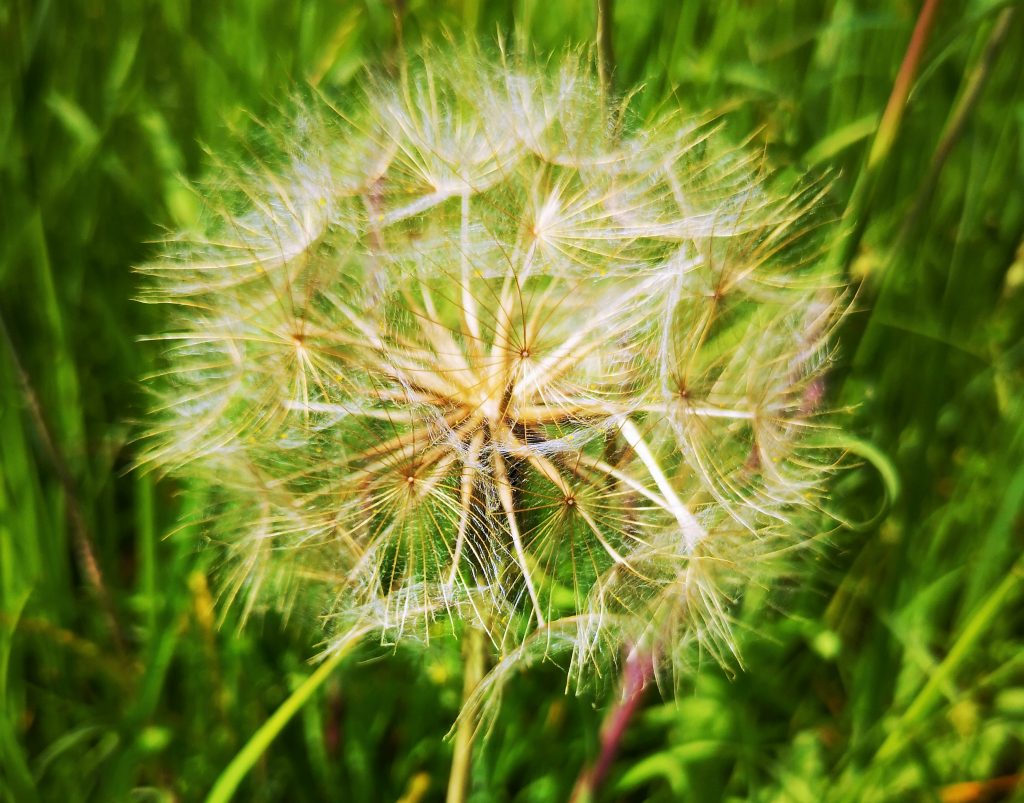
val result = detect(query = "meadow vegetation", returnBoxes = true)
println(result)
[1,1,1022,800]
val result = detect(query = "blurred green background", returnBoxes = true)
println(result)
[2,0,1023,800]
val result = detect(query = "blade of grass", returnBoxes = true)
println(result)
[135,474,156,639]
[0,311,124,656]
[895,5,1016,245]
[596,0,615,102]
[875,553,1024,762]
[205,630,369,803]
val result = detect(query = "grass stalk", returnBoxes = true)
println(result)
[596,0,615,102]
[205,634,367,803]
[833,0,942,273]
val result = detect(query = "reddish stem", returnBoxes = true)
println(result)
[570,650,656,802]
[837,0,942,271]
[867,0,942,171]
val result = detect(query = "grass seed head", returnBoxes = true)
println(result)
[141,45,848,700]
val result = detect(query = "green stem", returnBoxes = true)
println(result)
[446,626,487,803]
[596,0,615,103]
[206,634,365,803]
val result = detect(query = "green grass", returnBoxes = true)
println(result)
[2,0,1022,800]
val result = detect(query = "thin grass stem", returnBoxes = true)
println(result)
[205,633,367,803]
[833,0,942,273]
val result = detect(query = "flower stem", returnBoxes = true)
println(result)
[446,626,487,803]
[570,649,655,802]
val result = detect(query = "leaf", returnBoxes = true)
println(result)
[804,113,878,166]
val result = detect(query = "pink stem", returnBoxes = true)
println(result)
[571,650,656,801]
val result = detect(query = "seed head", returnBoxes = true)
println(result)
[140,46,847,701]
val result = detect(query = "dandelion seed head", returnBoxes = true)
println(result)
[142,46,848,701]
